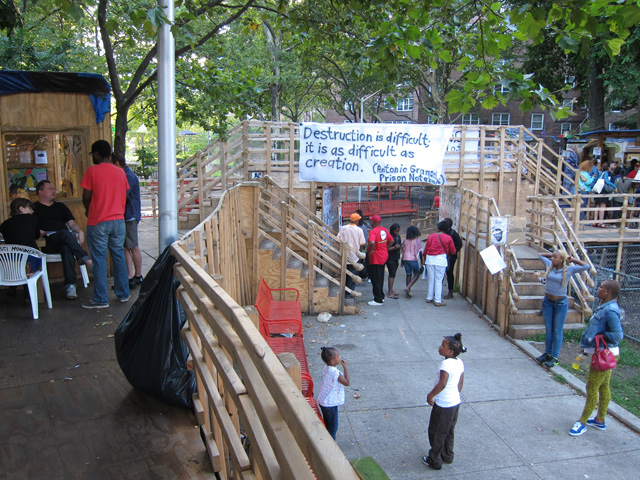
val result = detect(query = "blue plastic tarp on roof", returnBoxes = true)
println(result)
[0,70,111,124]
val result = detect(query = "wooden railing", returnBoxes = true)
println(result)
[174,121,578,218]
[455,188,510,333]
[257,176,362,312]
[171,244,358,479]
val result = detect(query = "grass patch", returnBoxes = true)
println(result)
[526,333,546,343]
[541,331,640,418]
[553,373,567,385]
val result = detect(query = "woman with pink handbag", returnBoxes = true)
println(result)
[569,280,624,436]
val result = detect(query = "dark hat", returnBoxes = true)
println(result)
[90,140,112,158]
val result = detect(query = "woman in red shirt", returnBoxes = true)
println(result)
[423,221,456,306]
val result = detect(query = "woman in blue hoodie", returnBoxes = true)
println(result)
[569,279,623,436]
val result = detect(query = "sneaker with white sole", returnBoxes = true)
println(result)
[65,284,78,300]
[82,299,109,309]
[367,300,383,306]
[119,295,131,303]
[569,421,587,436]
[586,418,606,430]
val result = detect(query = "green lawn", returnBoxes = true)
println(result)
[528,329,640,417]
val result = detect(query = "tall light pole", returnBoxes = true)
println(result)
[360,89,382,123]
[157,0,177,252]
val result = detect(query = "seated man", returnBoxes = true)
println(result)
[33,180,93,300]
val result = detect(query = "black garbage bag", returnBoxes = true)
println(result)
[115,246,196,409]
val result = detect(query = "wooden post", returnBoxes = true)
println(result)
[308,221,317,314]
[338,242,348,315]
[242,120,249,180]
[220,140,227,194]
[498,126,505,211]
[479,128,486,194]
[457,126,467,187]
[288,123,295,194]
[277,352,302,392]
[573,194,581,232]
[265,124,272,176]
[151,188,157,219]
[515,128,523,214]
[536,140,544,194]
[280,201,288,293]
[197,151,205,223]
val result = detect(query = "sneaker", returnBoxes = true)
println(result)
[543,357,558,368]
[569,421,587,436]
[128,278,138,289]
[434,302,447,307]
[119,295,131,303]
[65,284,78,300]
[536,353,551,364]
[133,275,144,285]
[421,456,441,470]
[586,418,606,430]
[82,299,109,309]
[367,300,383,306]
[426,299,434,303]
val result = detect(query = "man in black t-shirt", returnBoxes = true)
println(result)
[33,180,92,300]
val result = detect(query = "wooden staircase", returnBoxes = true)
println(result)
[507,245,585,339]
[257,238,356,315]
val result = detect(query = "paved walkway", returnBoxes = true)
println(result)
[3,216,639,479]
[304,273,640,479]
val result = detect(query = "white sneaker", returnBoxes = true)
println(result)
[65,284,77,300]
[367,300,383,306]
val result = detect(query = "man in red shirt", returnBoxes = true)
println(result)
[81,140,130,308]
[367,215,393,306]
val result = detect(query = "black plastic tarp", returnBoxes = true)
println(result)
[115,247,196,409]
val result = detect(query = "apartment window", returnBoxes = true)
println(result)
[491,113,510,126]
[462,114,480,125]
[560,123,572,135]
[493,84,511,95]
[531,113,544,130]
[426,115,437,124]
[397,97,414,111]
[344,101,355,111]
[565,76,576,87]
[608,123,619,130]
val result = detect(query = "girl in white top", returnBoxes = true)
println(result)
[423,333,466,470]
[317,347,350,440]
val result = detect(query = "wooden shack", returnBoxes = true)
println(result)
[0,71,112,231]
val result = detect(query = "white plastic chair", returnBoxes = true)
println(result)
[0,245,52,320]
[45,254,90,288]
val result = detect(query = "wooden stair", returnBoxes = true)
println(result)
[507,245,584,339]
[257,237,356,315]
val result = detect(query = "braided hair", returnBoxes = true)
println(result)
[320,346,338,365]
[542,250,568,287]
[444,333,467,358]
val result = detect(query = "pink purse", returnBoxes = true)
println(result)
[590,335,617,371]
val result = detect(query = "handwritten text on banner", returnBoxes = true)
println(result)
[299,123,454,184]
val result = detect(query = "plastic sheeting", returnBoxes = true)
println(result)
[115,247,195,409]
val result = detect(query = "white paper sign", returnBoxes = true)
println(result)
[479,245,507,275]
[299,123,454,184]
[34,150,48,164]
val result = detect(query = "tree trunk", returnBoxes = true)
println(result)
[262,21,282,121]
[588,57,606,130]
[113,103,129,158]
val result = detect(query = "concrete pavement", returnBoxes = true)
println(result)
[303,274,640,479]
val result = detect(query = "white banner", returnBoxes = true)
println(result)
[299,123,454,184]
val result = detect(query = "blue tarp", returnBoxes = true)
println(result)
[0,70,111,124]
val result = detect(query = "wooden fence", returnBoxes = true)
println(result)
[172,245,358,479]
[175,121,576,220]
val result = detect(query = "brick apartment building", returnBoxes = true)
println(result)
[325,87,594,155]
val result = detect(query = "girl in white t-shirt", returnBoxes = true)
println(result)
[423,333,466,470]
[317,347,350,440]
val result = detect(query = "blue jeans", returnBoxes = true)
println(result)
[320,405,338,439]
[86,220,129,304]
[542,296,569,359]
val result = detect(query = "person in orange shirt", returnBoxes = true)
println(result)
[81,140,130,309]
